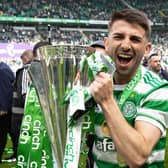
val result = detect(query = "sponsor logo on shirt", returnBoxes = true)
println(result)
[95,138,115,152]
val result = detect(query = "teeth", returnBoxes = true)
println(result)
[119,54,131,58]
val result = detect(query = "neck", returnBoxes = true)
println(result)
[114,69,138,84]
[113,74,131,84]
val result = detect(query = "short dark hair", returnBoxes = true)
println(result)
[108,8,151,41]
[147,52,158,61]
[90,40,105,49]
[20,49,33,59]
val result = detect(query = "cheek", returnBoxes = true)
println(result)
[136,55,143,65]
[107,47,115,60]
[138,43,149,56]
[106,43,116,57]
[136,47,146,59]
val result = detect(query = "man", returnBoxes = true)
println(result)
[0,61,15,163]
[89,9,168,167]
[14,49,33,106]
[147,50,168,80]
[5,49,33,162]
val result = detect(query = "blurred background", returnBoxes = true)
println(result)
[0,0,168,71]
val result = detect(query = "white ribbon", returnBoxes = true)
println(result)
[63,81,85,168]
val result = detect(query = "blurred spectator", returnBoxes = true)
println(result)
[89,40,105,55]
[0,0,167,23]
[5,50,33,162]
[0,61,15,163]
[147,50,168,80]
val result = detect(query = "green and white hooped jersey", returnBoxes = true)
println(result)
[92,67,168,168]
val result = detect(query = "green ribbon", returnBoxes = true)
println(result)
[16,84,53,168]
[118,66,141,109]
[115,67,141,167]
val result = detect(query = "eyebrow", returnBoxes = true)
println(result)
[111,32,145,40]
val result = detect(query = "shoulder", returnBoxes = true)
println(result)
[0,62,10,70]
[143,66,166,85]
[134,66,168,95]
[0,62,14,76]
[16,67,24,74]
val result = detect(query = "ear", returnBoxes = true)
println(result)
[144,42,152,57]
[104,37,109,51]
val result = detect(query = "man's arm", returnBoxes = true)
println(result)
[90,72,161,167]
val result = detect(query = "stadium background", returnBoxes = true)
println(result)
[1,0,168,167]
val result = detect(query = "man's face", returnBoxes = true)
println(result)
[104,20,151,79]
[148,55,161,73]
[21,55,32,65]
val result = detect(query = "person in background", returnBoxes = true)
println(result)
[88,8,168,167]
[13,49,33,107]
[4,50,33,162]
[0,60,15,163]
[147,50,168,80]
[88,40,106,55]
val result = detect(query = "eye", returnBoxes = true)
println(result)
[113,34,123,40]
[130,36,142,43]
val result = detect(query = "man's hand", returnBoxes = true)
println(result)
[90,72,114,104]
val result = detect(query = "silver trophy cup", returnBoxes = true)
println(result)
[28,44,88,167]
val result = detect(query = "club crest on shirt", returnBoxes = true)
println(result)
[101,120,111,136]
[122,101,136,119]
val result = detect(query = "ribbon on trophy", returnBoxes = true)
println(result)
[16,84,53,168]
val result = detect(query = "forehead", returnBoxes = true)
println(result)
[21,55,29,59]
[110,20,146,38]
[21,55,32,61]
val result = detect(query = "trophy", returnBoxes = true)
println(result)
[28,44,88,167]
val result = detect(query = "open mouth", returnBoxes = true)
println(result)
[118,54,132,64]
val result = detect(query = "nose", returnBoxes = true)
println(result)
[120,38,131,51]
[157,61,161,65]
